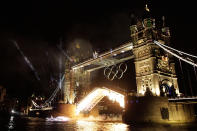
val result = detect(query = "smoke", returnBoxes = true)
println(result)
[66,38,93,63]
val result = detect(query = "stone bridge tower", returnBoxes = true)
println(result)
[131,16,179,97]
[63,60,91,104]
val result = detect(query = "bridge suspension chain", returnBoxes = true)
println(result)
[154,40,197,67]
[32,75,65,109]
[157,41,197,59]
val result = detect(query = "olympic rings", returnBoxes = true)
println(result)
[104,63,127,81]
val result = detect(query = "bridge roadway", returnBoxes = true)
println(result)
[72,41,134,72]
[76,87,125,114]
[168,97,197,104]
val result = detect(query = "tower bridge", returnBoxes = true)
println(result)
[60,14,197,123]
[30,7,197,123]
[64,17,180,104]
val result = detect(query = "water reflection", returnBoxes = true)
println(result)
[76,120,129,131]
[110,123,129,131]
[8,116,14,130]
[77,121,97,131]
[1,116,197,131]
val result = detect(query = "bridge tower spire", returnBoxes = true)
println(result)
[130,13,180,97]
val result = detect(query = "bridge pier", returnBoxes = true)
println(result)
[168,102,195,122]
[123,96,196,124]
[54,103,76,118]
[53,61,76,118]
[64,66,91,104]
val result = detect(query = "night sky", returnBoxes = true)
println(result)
[0,1,197,100]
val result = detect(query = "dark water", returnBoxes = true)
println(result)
[1,115,197,131]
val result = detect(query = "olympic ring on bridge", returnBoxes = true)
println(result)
[104,63,127,81]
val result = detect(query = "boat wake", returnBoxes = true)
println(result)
[46,116,70,122]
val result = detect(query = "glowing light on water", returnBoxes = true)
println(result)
[76,88,124,115]
[12,40,40,81]
[77,120,97,131]
[8,116,14,130]
[110,123,129,131]
[76,120,128,131]
[46,116,70,121]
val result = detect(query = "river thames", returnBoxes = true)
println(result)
[1,115,197,131]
